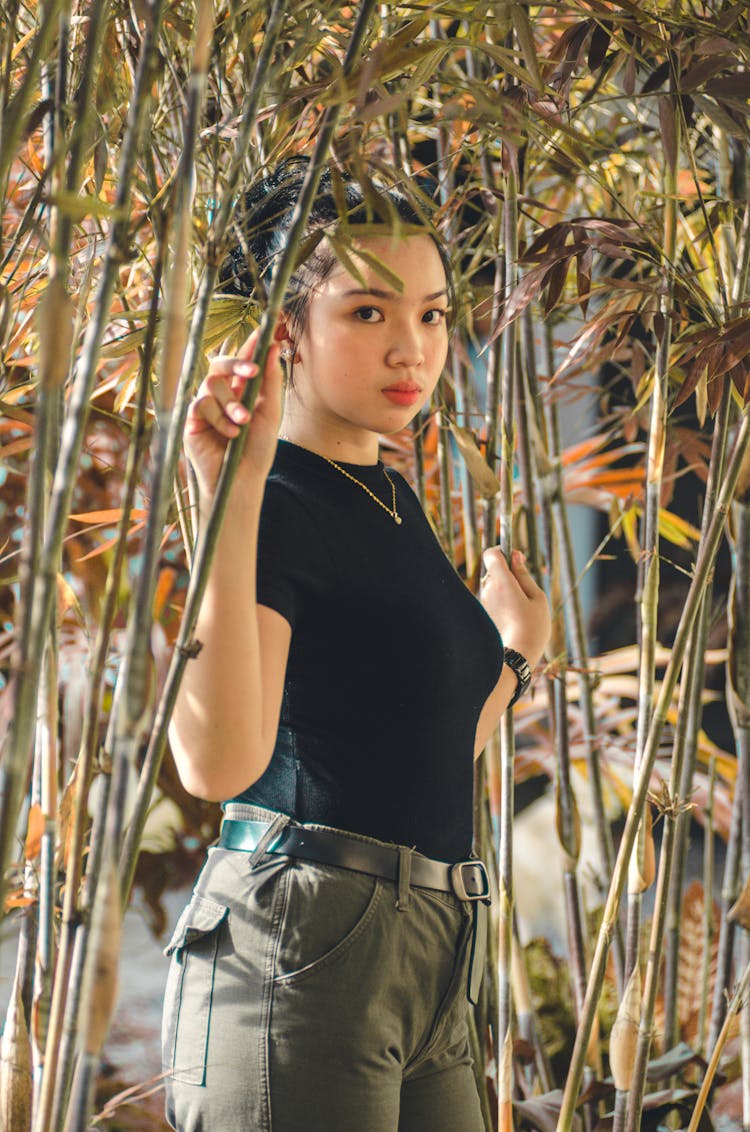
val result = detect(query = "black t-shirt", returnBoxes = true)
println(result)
[229,439,504,862]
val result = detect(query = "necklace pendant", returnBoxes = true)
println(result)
[395,515,402,525]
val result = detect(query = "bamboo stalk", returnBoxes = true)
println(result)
[32,260,161,1132]
[540,319,624,991]
[30,642,58,1108]
[664,378,733,1046]
[699,756,717,1055]
[556,407,750,1132]
[0,0,64,198]
[49,770,112,1127]
[709,765,742,1051]
[728,464,750,1127]
[55,0,112,270]
[0,0,168,910]
[118,0,378,904]
[61,848,120,1131]
[104,0,212,866]
[688,954,750,1132]
[619,82,680,1132]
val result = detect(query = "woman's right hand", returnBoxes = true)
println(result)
[185,328,283,505]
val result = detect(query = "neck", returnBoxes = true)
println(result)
[279,414,380,465]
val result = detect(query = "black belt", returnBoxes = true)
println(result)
[218,818,491,903]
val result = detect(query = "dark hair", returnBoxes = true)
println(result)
[218,157,454,345]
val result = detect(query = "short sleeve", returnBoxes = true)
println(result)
[256,478,310,628]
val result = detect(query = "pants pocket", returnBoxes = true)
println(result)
[274,863,382,986]
[161,893,229,1086]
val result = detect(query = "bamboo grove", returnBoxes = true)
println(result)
[2,2,750,1129]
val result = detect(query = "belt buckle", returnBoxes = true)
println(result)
[450,859,491,903]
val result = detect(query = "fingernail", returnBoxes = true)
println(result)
[234,362,256,376]
[230,404,248,423]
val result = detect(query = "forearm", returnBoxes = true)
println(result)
[169,488,270,799]
[473,666,520,758]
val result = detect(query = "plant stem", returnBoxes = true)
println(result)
[663,378,733,1045]
[621,76,679,1132]
[687,953,750,1132]
[556,407,750,1132]
[0,0,167,910]
[540,320,624,991]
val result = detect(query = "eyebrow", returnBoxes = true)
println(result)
[341,287,449,302]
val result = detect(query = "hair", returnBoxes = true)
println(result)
[217,157,455,351]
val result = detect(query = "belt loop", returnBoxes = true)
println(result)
[248,813,291,869]
[396,846,413,911]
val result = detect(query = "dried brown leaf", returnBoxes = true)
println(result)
[659,96,678,171]
[609,964,641,1091]
[37,277,74,391]
[447,420,500,499]
[0,978,31,1132]
[728,873,750,930]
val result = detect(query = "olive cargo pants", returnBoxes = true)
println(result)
[161,805,486,1131]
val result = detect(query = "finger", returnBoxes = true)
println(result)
[205,371,257,420]
[188,392,244,437]
[482,545,507,568]
[207,356,258,381]
[236,325,274,361]
[510,550,546,599]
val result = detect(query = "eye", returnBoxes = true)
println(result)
[423,308,449,325]
[354,306,384,323]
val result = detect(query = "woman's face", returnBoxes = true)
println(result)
[285,233,450,440]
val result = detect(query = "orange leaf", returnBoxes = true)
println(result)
[69,509,148,523]
[25,803,44,860]
[5,890,36,911]
[74,521,146,562]
[153,566,177,620]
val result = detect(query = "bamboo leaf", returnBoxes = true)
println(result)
[510,3,543,94]
[728,872,750,929]
[69,509,148,523]
[658,96,678,172]
[46,190,126,222]
[24,803,44,860]
[447,419,500,499]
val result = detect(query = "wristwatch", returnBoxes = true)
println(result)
[503,647,532,706]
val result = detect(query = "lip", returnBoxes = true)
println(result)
[382,382,422,407]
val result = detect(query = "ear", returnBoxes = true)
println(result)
[274,316,299,363]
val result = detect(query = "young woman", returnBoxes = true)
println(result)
[162,159,550,1132]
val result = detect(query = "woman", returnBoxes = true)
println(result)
[162,159,550,1132]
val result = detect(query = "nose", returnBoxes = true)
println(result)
[385,320,424,367]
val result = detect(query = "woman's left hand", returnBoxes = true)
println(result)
[480,547,551,669]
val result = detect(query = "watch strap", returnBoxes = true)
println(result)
[503,647,532,706]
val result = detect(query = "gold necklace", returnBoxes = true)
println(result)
[323,456,402,525]
[279,436,402,524]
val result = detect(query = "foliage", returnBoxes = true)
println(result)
[2,1,750,1130]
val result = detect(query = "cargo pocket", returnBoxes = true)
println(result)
[161,894,229,1086]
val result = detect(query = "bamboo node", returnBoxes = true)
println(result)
[178,639,203,660]
[647,783,692,821]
